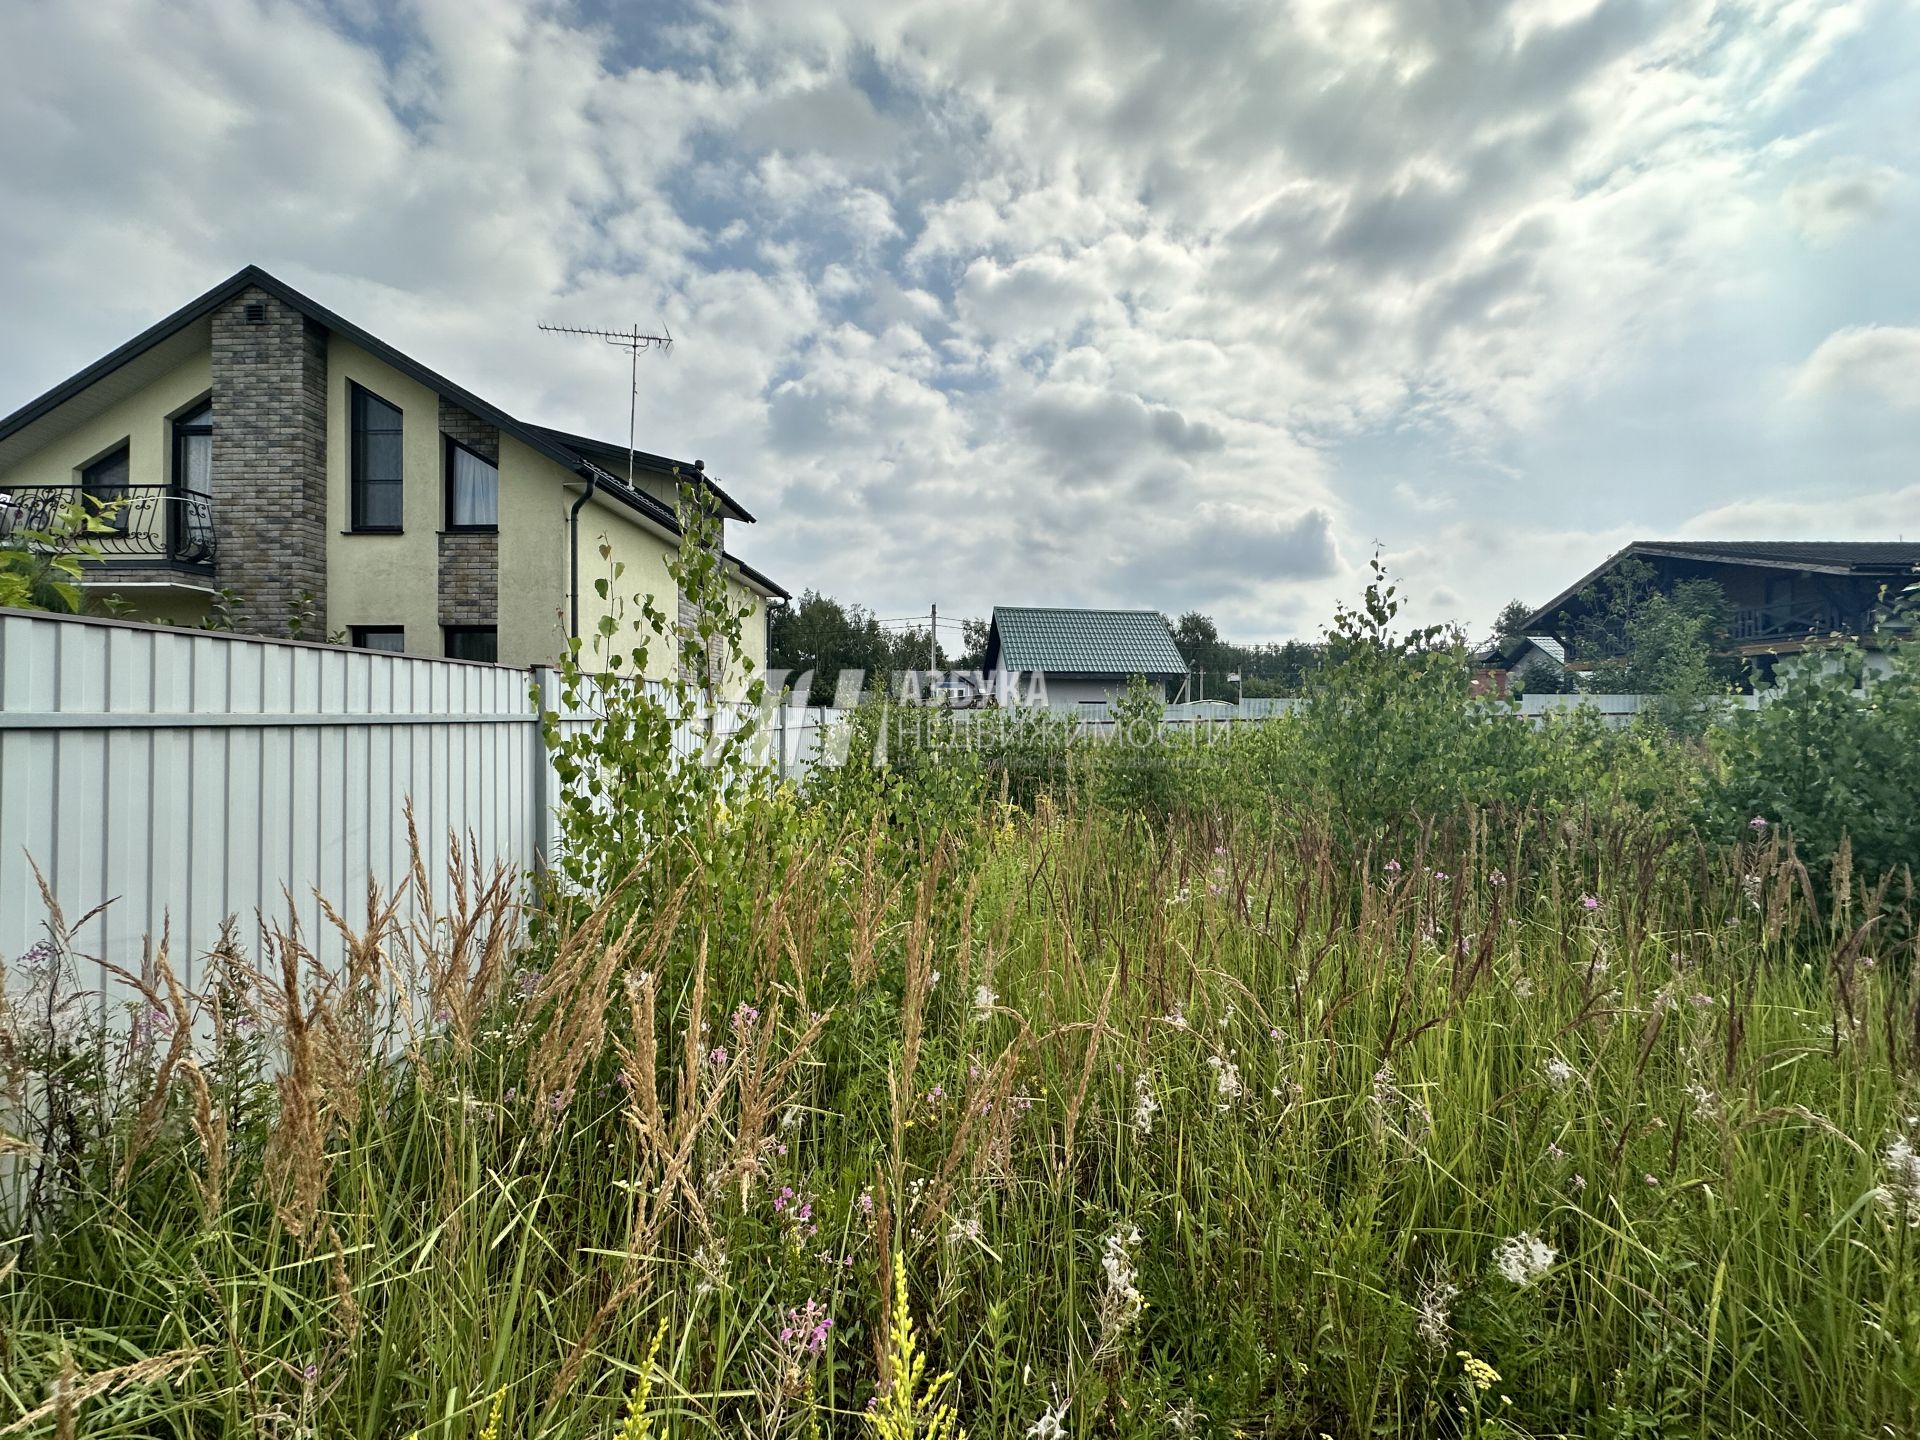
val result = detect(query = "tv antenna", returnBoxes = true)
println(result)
[537,320,673,491]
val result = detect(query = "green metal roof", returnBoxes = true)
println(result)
[987,606,1186,676]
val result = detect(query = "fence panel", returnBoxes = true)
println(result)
[0,611,839,986]
[0,610,543,986]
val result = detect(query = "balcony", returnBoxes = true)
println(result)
[0,483,217,572]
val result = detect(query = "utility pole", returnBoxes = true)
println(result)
[929,602,937,673]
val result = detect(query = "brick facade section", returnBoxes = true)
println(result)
[438,398,497,463]
[438,533,498,627]
[210,287,328,638]
[437,400,499,630]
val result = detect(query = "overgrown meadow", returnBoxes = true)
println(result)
[3,531,1918,1439]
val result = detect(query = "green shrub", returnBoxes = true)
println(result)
[1706,636,1920,891]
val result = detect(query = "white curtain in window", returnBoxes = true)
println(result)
[181,433,211,496]
[450,446,497,527]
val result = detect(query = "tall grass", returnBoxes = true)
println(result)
[2,793,1915,1438]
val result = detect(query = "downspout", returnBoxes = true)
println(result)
[568,467,598,642]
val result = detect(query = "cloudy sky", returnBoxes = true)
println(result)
[3,0,1917,642]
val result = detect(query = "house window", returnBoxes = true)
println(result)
[81,444,131,528]
[171,400,214,559]
[349,384,404,531]
[444,438,498,530]
[443,625,497,663]
[350,626,406,653]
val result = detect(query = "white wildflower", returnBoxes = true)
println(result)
[1205,1054,1243,1111]
[1876,1135,1920,1227]
[692,1241,729,1296]
[973,984,998,1019]
[1513,975,1535,999]
[1492,1231,1557,1287]
[1133,1073,1161,1136]
[1165,1397,1204,1434]
[1027,1387,1070,1439]
[1095,1226,1145,1354]
[1543,1057,1575,1090]
[1164,1002,1188,1030]
[1685,1082,1719,1120]
[1414,1274,1460,1354]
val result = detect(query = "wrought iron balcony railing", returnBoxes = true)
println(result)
[0,484,217,567]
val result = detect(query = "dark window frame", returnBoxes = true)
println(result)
[443,625,499,663]
[169,396,214,559]
[350,625,406,653]
[442,435,499,532]
[349,382,405,533]
[80,442,132,531]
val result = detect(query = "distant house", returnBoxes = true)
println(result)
[1473,634,1567,694]
[1510,541,1920,683]
[982,606,1187,709]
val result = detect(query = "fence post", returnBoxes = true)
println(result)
[529,665,555,878]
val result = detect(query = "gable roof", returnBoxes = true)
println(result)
[985,606,1187,676]
[0,263,758,527]
[1525,539,1920,630]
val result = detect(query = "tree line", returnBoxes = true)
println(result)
[767,591,1324,705]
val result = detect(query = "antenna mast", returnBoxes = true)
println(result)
[537,321,673,491]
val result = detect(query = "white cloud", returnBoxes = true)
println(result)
[1791,325,1920,411]
[0,0,1913,640]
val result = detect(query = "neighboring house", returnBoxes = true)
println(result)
[0,265,786,685]
[1512,540,1920,682]
[982,606,1187,709]
[1472,634,1567,694]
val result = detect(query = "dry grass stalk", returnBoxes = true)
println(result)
[104,928,191,1189]
[260,911,327,1238]
[3,1347,207,1437]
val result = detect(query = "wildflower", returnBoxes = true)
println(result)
[692,1241,729,1295]
[1489,869,1506,887]
[779,1298,833,1358]
[731,1002,761,1033]
[1165,1397,1204,1434]
[1749,815,1769,831]
[708,1046,730,1069]
[1164,1002,1188,1030]
[1385,859,1402,874]
[1095,1226,1146,1353]
[1568,1173,1587,1193]
[1027,1387,1070,1439]
[1580,894,1601,911]
[1132,1074,1161,1136]
[1685,1082,1719,1120]
[1492,1231,1556,1287]
[1415,1273,1459,1353]
[945,1208,983,1248]
[1874,1135,1920,1227]
[1644,1172,1661,1188]
[857,1188,875,1217]
[972,984,998,1018]
[1543,1057,1575,1090]
[1205,1054,1243,1110]
[1457,1351,1501,1393]
[1513,976,1535,999]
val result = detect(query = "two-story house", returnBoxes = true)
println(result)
[0,265,786,683]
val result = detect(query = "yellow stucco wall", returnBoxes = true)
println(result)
[495,433,571,667]
[0,349,213,564]
[323,338,442,652]
[0,350,211,495]
[575,494,681,681]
